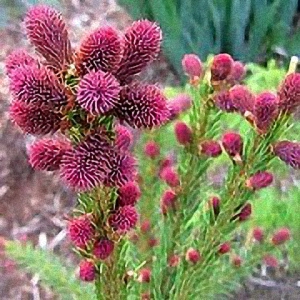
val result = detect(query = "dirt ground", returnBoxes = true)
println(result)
[0,1,299,299]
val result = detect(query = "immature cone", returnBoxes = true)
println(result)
[182,54,202,81]
[161,189,177,214]
[28,138,71,171]
[158,156,174,178]
[25,5,72,70]
[211,53,234,82]
[221,132,243,161]
[160,167,180,187]
[77,70,121,115]
[9,65,68,110]
[115,125,133,152]
[263,255,278,268]
[246,171,274,190]
[272,228,291,245]
[199,140,222,157]
[168,94,192,119]
[254,92,278,133]
[213,91,236,112]
[93,238,114,260]
[9,101,61,135]
[235,203,252,221]
[185,248,201,264]
[115,20,162,82]
[5,49,37,78]
[148,237,159,248]
[144,141,160,159]
[67,214,95,248]
[229,85,255,114]
[168,254,181,267]
[174,121,192,145]
[138,268,151,283]
[140,220,151,233]
[78,260,96,282]
[117,181,141,206]
[229,61,246,83]
[60,133,112,191]
[218,242,231,255]
[273,141,300,169]
[108,205,138,233]
[277,73,300,113]
[252,227,264,242]
[76,26,123,75]
[232,255,242,267]
[115,84,169,129]
[102,150,137,187]
[210,196,221,217]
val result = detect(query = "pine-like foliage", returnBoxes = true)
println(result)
[5,241,95,300]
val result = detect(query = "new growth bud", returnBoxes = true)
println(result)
[174,121,192,145]
[185,248,201,264]
[182,54,203,83]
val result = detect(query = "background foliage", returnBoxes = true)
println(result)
[118,0,300,78]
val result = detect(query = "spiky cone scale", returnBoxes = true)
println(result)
[115,20,162,83]
[5,49,38,78]
[9,64,68,111]
[273,141,300,169]
[28,138,72,171]
[24,5,72,71]
[77,70,121,115]
[9,101,62,135]
[277,73,300,114]
[115,84,169,129]
[253,92,278,134]
[75,26,123,76]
